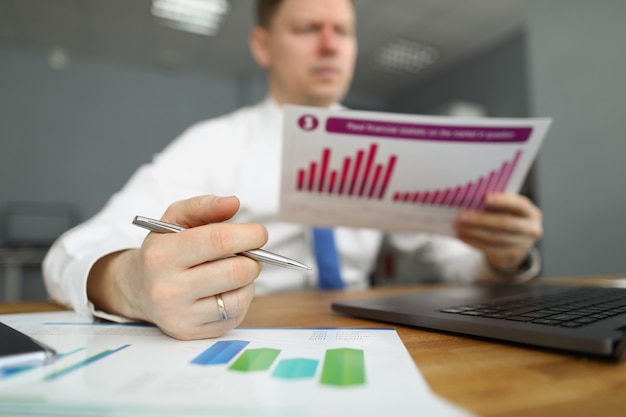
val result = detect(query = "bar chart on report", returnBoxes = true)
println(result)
[0,314,456,417]
[280,105,551,234]
[296,143,397,199]
[296,143,523,211]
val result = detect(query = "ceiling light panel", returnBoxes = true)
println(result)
[151,0,230,36]
[371,37,439,75]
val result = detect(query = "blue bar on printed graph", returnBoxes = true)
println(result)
[191,340,249,365]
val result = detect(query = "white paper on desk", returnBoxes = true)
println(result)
[0,311,474,417]
[279,105,552,235]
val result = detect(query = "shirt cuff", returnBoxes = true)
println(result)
[485,247,542,284]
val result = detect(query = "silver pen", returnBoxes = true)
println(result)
[132,215,311,271]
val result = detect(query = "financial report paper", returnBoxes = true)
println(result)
[0,311,473,417]
[279,105,551,235]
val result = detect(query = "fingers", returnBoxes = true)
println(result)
[162,195,241,228]
[181,255,262,300]
[484,192,542,223]
[196,286,255,325]
[137,254,259,340]
[152,195,269,268]
[130,194,268,340]
[454,192,543,271]
[455,193,542,240]
[147,222,269,269]
[156,283,255,340]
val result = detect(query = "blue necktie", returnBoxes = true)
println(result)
[312,227,344,290]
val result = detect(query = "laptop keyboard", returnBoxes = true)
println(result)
[440,286,626,328]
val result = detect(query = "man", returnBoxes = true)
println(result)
[43,0,542,340]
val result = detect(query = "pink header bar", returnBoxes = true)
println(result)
[326,117,532,143]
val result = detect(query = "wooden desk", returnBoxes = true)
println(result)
[2,282,625,417]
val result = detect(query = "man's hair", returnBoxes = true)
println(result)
[256,0,354,29]
[256,0,283,29]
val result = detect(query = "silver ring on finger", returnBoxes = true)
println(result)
[216,293,228,321]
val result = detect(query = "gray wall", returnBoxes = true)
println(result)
[390,33,529,119]
[0,43,261,220]
[526,0,626,277]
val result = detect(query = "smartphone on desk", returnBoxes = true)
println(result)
[0,321,56,369]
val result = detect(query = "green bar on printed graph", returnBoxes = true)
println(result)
[228,348,280,372]
[320,348,365,386]
[272,358,318,379]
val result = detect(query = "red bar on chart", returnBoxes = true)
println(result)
[296,144,398,200]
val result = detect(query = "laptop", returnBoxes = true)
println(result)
[331,282,626,361]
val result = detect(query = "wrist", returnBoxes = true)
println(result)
[87,249,143,320]
[488,247,541,282]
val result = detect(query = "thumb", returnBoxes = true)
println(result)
[161,195,240,228]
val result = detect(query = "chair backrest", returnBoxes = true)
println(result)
[0,201,81,249]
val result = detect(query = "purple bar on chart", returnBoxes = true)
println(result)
[497,150,522,191]
[437,188,450,205]
[446,186,461,206]
[191,340,249,366]
[483,170,497,195]
[390,149,524,210]
[429,190,440,205]
[467,177,485,208]
[474,173,493,209]
[460,181,478,207]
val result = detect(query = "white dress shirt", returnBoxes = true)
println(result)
[43,98,538,321]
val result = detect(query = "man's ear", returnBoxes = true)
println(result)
[249,27,271,69]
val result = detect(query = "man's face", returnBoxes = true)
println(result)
[254,0,357,107]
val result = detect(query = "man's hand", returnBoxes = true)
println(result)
[87,195,268,340]
[453,192,542,273]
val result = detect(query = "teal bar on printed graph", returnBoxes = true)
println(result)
[44,345,130,381]
[320,348,366,386]
[229,348,280,372]
[191,340,249,365]
[272,358,318,380]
